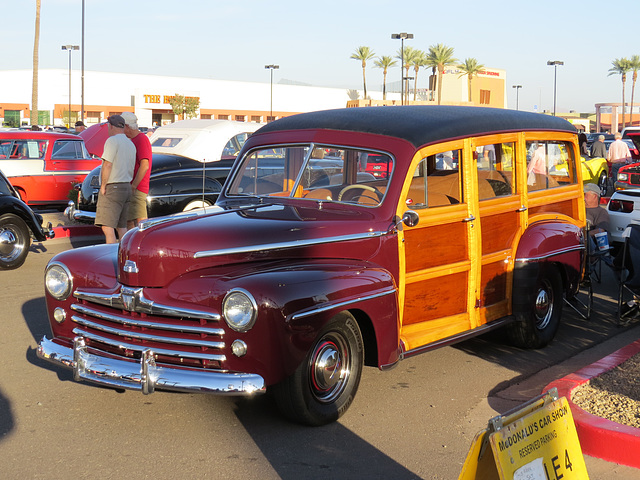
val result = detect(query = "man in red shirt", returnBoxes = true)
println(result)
[121,112,152,229]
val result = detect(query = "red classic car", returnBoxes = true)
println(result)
[0,131,100,207]
[37,106,586,425]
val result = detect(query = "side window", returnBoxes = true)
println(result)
[10,140,47,159]
[52,140,84,159]
[526,141,576,192]
[475,142,515,200]
[222,132,251,159]
[406,149,462,208]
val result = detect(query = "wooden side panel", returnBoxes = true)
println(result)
[404,222,468,272]
[481,210,518,253]
[528,200,574,218]
[404,272,468,325]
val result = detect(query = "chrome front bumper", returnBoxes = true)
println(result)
[64,201,96,223]
[37,336,266,396]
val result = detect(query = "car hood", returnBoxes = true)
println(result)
[118,203,384,287]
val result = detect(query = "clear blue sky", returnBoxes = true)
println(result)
[3,0,638,114]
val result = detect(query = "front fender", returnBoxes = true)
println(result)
[208,259,399,383]
[515,220,584,295]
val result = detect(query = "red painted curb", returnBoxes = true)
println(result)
[51,224,102,239]
[545,338,640,469]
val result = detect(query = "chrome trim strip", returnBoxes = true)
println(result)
[291,288,396,321]
[71,316,225,349]
[515,244,585,263]
[74,287,221,321]
[70,328,226,361]
[70,304,224,335]
[37,336,264,395]
[195,231,388,259]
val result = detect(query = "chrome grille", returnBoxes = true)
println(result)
[70,287,226,366]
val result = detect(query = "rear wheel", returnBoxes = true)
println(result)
[273,311,363,426]
[0,214,31,270]
[509,264,562,348]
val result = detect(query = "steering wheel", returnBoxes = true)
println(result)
[337,184,381,202]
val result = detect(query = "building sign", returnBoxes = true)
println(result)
[143,94,200,105]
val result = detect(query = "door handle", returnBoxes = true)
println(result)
[517,206,528,212]
[462,215,475,223]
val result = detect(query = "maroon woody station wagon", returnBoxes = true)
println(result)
[38,106,586,425]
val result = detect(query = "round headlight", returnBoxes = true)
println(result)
[618,173,628,181]
[222,289,257,332]
[45,263,73,300]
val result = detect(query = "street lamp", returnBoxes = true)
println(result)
[391,32,413,105]
[62,44,79,128]
[512,85,522,111]
[81,0,85,121]
[547,60,564,116]
[265,64,279,121]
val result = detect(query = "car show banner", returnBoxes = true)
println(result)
[459,388,589,480]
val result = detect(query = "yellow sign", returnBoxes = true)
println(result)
[459,390,589,480]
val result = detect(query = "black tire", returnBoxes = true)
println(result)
[0,214,31,270]
[273,311,364,426]
[597,171,608,197]
[509,264,563,348]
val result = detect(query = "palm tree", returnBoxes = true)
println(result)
[351,46,375,99]
[396,46,416,103]
[458,58,485,103]
[609,57,632,130]
[411,50,427,101]
[629,55,640,127]
[31,0,41,126]
[373,55,397,100]
[425,43,457,105]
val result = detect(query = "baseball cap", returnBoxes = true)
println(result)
[107,115,125,128]
[75,120,85,127]
[120,111,139,130]
[584,183,600,196]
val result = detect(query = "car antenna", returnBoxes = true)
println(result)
[202,158,206,211]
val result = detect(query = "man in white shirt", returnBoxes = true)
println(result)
[607,132,632,184]
[95,114,136,243]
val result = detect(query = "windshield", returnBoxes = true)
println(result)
[227,144,393,207]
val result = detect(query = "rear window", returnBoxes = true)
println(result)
[152,137,182,148]
[0,139,47,159]
[51,140,89,159]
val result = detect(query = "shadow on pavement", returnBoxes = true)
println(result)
[233,394,421,480]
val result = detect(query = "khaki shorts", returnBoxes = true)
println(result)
[128,189,148,221]
[95,183,131,229]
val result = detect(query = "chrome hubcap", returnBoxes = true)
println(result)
[0,228,23,261]
[309,335,349,403]
[534,281,553,330]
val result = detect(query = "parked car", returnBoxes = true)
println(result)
[37,106,585,425]
[0,131,100,207]
[67,120,264,221]
[607,188,640,246]
[613,132,640,191]
[0,167,54,269]
[67,154,234,222]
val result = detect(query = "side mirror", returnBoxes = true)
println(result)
[402,210,419,227]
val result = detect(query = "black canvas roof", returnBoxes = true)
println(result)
[255,106,577,148]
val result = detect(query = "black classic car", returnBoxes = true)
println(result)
[0,168,54,269]
[67,154,235,222]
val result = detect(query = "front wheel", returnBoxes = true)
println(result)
[273,311,364,426]
[0,214,31,270]
[597,171,608,197]
[508,264,563,349]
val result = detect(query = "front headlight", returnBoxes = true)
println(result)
[45,262,73,300]
[618,173,628,181]
[222,289,257,332]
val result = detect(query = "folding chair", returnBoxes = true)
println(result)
[564,227,596,320]
[616,224,640,325]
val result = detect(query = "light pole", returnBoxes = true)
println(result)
[265,64,279,121]
[81,0,85,121]
[512,85,522,111]
[391,32,413,105]
[62,44,79,128]
[547,60,563,116]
